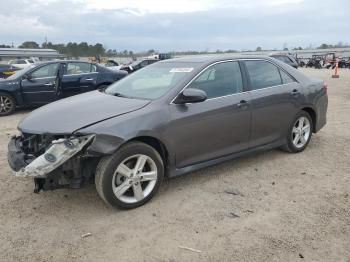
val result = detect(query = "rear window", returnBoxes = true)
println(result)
[66,62,95,75]
[245,60,282,90]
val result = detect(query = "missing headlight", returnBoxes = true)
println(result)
[16,135,95,177]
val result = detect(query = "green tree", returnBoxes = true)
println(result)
[318,43,330,49]
[256,47,262,51]
[19,41,40,49]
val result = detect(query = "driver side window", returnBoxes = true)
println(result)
[187,61,243,99]
[31,63,59,79]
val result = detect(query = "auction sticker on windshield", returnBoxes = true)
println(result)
[169,68,194,73]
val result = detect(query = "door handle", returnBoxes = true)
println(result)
[237,100,249,109]
[44,83,53,86]
[85,78,94,81]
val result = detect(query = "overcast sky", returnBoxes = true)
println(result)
[0,0,349,52]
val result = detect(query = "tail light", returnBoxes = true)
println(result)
[323,81,328,94]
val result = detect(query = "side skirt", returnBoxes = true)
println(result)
[168,140,285,178]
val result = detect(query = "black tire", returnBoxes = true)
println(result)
[95,142,164,209]
[0,92,16,116]
[282,111,313,153]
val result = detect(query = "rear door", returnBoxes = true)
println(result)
[243,59,301,147]
[168,61,252,168]
[61,62,98,97]
[21,63,60,104]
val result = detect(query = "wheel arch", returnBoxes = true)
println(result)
[128,136,169,170]
[0,90,17,104]
[301,107,316,132]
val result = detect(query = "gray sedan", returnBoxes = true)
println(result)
[8,55,328,209]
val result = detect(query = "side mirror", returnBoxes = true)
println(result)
[175,88,207,104]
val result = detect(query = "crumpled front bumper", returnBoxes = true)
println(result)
[7,136,28,172]
[8,135,95,177]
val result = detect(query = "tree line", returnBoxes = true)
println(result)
[0,41,106,58]
[1,41,349,57]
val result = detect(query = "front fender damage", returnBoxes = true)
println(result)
[86,134,124,155]
[16,135,95,177]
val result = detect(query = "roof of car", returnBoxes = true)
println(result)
[162,54,276,64]
[34,60,96,65]
[270,53,293,57]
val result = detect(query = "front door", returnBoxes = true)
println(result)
[21,63,60,105]
[168,61,252,168]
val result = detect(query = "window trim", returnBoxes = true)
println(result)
[63,62,98,76]
[243,59,297,91]
[244,59,285,91]
[170,59,245,104]
[29,63,60,80]
[62,71,98,77]
[170,58,299,104]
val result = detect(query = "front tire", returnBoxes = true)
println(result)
[95,142,164,209]
[282,111,313,153]
[0,92,16,116]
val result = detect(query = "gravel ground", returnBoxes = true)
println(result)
[0,68,349,262]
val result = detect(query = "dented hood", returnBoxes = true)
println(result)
[18,91,150,134]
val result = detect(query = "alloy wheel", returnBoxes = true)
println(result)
[292,116,311,149]
[0,95,13,114]
[112,154,158,204]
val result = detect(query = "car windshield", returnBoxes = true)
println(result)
[105,62,199,100]
[6,65,35,80]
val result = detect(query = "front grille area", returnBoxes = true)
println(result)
[20,133,69,157]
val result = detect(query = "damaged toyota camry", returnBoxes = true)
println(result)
[8,55,328,209]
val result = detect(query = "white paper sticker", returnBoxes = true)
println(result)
[169,68,194,73]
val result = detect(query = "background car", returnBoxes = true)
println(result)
[0,64,20,79]
[120,59,159,73]
[306,55,323,69]
[7,55,328,209]
[270,54,299,68]
[102,59,122,70]
[8,59,35,69]
[0,60,127,116]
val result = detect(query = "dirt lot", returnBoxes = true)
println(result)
[0,68,349,262]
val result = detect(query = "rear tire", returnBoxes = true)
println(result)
[0,92,16,116]
[95,142,164,209]
[282,111,313,153]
